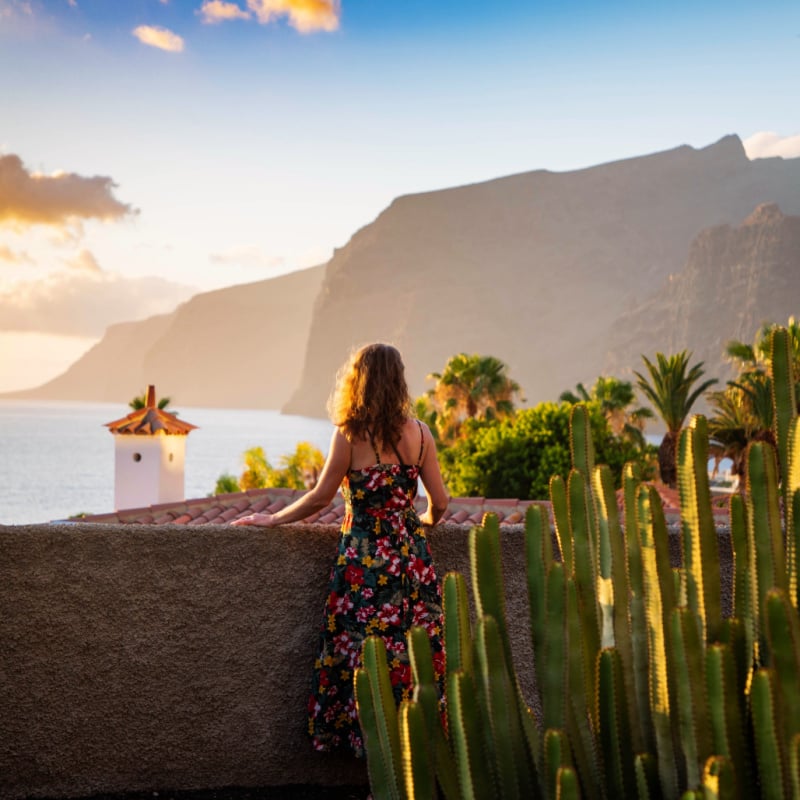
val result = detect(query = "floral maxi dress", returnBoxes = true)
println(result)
[307,424,445,757]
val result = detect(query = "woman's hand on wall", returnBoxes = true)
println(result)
[230,513,276,527]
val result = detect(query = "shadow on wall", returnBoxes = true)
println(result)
[0,522,732,800]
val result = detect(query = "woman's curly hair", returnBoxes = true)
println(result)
[328,343,411,450]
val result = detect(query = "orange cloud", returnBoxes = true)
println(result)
[64,248,103,274]
[0,154,135,230]
[246,0,340,33]
[199,0,251,24]
[0,244,33,265]
[132,24,185,52]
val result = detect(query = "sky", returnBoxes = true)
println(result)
[0,0,799,393]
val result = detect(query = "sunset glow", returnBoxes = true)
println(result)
[0,0,798,391]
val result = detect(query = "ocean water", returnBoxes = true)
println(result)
[0,400,334,525]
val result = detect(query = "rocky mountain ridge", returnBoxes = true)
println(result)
[7,136,800,416]
[606,202,800,384]
[284,135,800,416]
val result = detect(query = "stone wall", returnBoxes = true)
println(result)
[0,522,732,800]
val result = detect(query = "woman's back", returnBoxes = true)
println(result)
[347,416,425,471]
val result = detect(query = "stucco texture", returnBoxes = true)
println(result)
[0,521,732,799]
[0,522,534,799]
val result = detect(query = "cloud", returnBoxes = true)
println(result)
[199,0,251,24]
[210,244,284,270]
[0,245,33,265]
[132,24,185,52]
[64,248,102,273]
[0,154,136,231]
[0,269,197,337]
[0,1,32,19]
[246,0,340,33]
[743,131,800,160]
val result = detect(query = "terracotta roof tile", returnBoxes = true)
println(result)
[78,483,726,528]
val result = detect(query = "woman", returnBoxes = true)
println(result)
[232,343,449,756]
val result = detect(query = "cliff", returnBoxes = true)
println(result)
[607,203,800,382]
[5,265,325,409]
[284,135,800,416]
[9,136,800,415]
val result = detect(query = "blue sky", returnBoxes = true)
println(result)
[0,0,798,391]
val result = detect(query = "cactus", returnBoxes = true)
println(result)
[701,755,736,800]
[750,668,787,800]
[448,669,495,799]
[526,502,552,707]
[596,647,636,798]
[763,589,800,748]
[704,641,751,798]
[634,753,661,800]
[550,474,573,573]
[399,700,435,800]
[555,766,580,800]
[771,327,797,499]
[358,327,800,800]
[355,636,404,800]
[543,729,572,800]
[670,606,712,788]
[787,421,800,607]
[677,416,722,645]
[747,441,788,662]
[542,562,567,732]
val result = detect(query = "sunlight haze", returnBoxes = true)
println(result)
[0,0,798,392]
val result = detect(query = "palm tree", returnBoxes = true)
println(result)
[725,317,800,408]
[128,392,173,411]
[707,373,773,486]
[708,318,800,489]
[560,375,654,448]
[425,353,522,445]
[634,351,717,488]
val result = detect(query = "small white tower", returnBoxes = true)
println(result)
[105,386,198,511]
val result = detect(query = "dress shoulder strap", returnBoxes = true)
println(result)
[416,419,425,466]
[365,427,381,465]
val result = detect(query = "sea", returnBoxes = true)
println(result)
[0,400,334,525]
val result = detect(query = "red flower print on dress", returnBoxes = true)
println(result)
[408,553,436,584]
[333,631,353,656]
[329,592,354,615]
[389,662,411,688]
[432,649,446,677]
[375,537,394,560]
[344,564,365,585]
[355,605,376,623]
[377,603,401,626]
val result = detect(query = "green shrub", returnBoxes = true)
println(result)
[440,401,652,499]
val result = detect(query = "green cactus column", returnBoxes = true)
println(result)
[677,416,722,645]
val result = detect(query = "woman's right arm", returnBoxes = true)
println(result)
[417,423,449,526]
[230,429,350,528]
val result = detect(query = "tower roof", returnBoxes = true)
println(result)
[105,386,198,436]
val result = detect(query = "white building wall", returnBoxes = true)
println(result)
[113,435,187,510]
